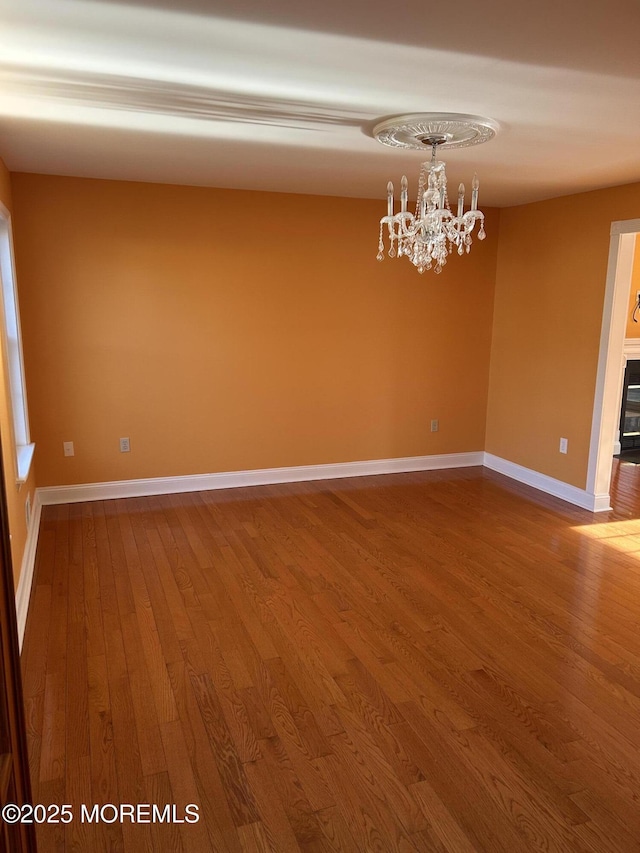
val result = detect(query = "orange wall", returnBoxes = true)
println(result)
[11,174,499,487]
[0,159,36,590]
[486,180,640,489]
[624,234,640,339]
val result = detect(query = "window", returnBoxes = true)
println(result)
[0,202,34,483]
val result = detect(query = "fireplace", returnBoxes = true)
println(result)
[619,359,640,452]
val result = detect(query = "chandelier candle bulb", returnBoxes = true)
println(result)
[401,176,408,213]
[457,183,465,218]
[387,182,394,217]
[471,174,479,211]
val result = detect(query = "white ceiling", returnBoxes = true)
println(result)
[1,0,640,207]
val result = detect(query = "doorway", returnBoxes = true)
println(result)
[587,220,640,510]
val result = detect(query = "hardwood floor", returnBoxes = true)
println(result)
[20,461,640,851]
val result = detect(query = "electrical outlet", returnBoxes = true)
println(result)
[559,437,568,454]
[63,441,74,457]
[119,437,131,453]
[430,419,439,432]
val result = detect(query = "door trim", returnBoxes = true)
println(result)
[587,221,640,503]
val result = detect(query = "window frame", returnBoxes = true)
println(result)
[0,202,34,484]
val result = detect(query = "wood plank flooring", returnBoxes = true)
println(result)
[20,461,640,851]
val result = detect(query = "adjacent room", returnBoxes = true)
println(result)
[2,1,640,851]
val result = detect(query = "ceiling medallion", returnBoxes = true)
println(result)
[374,113,498,274]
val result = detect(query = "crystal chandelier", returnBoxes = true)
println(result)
[374,114,497,274]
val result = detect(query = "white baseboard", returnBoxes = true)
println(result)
[15,489,43,652]
[483,453,611,512]
[36,451,485,506]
